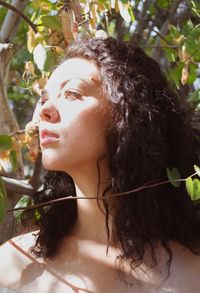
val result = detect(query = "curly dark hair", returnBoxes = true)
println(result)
[25,37,200,275]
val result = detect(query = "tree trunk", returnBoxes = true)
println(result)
[0,43,24,243]
[0,0,29,243]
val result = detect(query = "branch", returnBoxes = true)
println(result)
[6,178,186,213]
[132,0,153,44]
[0,0,37,36]
[153,0,183,56]
[2,176,34,196]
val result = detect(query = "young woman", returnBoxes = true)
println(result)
[0,37,200,293]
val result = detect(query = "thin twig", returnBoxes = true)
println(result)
[151,27,172,45]
[10,129,25,136]
[0,0,37,33]
[6,178,186,213]
[142,45,182,48]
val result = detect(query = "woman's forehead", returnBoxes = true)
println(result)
[50,58,100,85]
[43,57,102,98]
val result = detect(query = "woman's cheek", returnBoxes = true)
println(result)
[41,100,109,170]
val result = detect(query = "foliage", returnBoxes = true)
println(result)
[2,0,200,129]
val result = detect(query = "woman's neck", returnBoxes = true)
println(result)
[66,159,112,245]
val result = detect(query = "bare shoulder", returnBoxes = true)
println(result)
[0,230,39,290]
[162,241,200,292]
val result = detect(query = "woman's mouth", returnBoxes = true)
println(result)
[40,129,60,146]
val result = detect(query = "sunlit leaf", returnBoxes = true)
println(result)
[111,0,116,9]
[33,44,47,71]
[118,0,131,22]
[181,64,189,85]
[194,165,200,177]
[27,28,37,53]
[167,167,181,187]
[0,157,12,173]
[0,135,13,151]
[128,6,135,22]
[186,177,194,198]
[95,29,108,39]
[193,178,200,200]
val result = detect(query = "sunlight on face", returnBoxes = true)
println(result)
[38,58,112,174]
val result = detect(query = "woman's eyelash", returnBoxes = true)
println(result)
[64,90,82,100]
[38,99,47,106]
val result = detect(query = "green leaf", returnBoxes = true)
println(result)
[187,63,198,84]
[35,209,42,221]
[14,195,32,222]
[157,0,171,9]
[186,177,194,198]
[44,49,59,72]
[0,191,6,223]
[9,150,17,172]
[0,176,7,200]
[167,63,184,88]
[167,167,181,187]
[194,165,200,177]
[182,24,193,37]
[41,15,62,31]
[0,177,7,223]
[189,90,200,103]
[193,178,200,200]
[128,6,135,22]
[0,135,13,151]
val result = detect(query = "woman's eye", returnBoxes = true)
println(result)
[38,98,47,106]
[64,90,82,100]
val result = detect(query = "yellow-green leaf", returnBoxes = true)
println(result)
[186,177,194,198]
[0,191,6,223]
[0,135,13,151]
[193,178,200,200]
[35,209,42,221]
[128,6,135,22]
[41,15,62,32]
[9,150,17,172]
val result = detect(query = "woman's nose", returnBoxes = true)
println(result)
[39,100,60,123]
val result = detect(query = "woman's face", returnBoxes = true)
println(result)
[38,58,112,173]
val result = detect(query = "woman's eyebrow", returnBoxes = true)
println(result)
[60,78,93,90]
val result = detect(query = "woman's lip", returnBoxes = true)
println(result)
[40,129,59,146]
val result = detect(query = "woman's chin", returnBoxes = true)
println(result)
[41,155,61,171]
